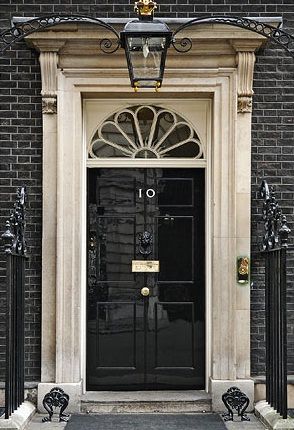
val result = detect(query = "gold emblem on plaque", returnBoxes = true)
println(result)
[237,256,249,284]
[238,257,249,276]
[132,260,160,272]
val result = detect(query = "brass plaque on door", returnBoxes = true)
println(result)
[132,260,160,273]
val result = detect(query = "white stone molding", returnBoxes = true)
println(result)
[23,23,271,412]
[39,51,58,114]
[39,73,252,411]
[236,51,256,113]
[42,97,57,114]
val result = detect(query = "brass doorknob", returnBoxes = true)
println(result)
[141,287,150,297]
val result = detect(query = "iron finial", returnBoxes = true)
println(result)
[2,186,27,256]
[1,220,15,254]
[279,215,291,247]
[259,180,291,250]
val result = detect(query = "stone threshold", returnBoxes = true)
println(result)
[82,390,211,402]
[81,390,212,414]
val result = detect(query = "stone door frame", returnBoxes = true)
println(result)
[25,23,269,412]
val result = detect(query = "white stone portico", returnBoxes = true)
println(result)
[24,19,278,413]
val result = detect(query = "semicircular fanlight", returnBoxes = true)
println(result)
[88,105,205,159]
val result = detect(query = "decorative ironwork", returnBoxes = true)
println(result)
[99,38,120,54]
[259,180,291,250]
[2,187,27,256]
[258,179,290,419]
[2,187,27,419]
[42,387,70,423]
[2,221,15,255]
[172,16,294,59]
[139,231,153,256]
[88,105,204,159]
[264,246,288,418]
[222,387,250,422]
[0,14,120,54]
[172,37,193,53]
[1,14,294,60]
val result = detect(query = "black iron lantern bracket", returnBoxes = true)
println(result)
[171,15,294,57]
[0,15,121,54]
[1,13,294,57]
[1,5,294,90]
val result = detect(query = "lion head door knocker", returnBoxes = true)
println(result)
[138,231,153,256]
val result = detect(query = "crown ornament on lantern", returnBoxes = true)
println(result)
[134,0,157,17]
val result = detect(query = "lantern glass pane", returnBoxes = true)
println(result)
[127,36,166,82]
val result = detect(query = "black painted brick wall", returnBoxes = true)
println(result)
[0,1,294,381]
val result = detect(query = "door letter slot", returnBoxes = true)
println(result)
[132,260,160,272]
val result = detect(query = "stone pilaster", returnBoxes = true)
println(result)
[36,45,63,382]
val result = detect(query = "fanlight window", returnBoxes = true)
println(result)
[88,105,205,159]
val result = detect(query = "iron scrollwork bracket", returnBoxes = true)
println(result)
[171,15,294,59]
[42,387,70,423]
[1,14,294,59]
[222,386,250,422]
[0,14,121,55]
[139,230,153,256]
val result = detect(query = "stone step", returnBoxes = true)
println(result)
[81,391,212,414]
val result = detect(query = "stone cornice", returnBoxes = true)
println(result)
[25,23,267,70]
[13,16,283,26]
[25,22,272,114]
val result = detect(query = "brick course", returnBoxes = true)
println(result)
[0,1,294,381]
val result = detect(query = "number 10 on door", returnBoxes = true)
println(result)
[138,188,156,199]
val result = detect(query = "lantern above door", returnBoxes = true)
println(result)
[120,0,172,90]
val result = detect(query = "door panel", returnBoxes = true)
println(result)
[157,178,194,207]
[154,302,195,368]
[157,216,194,282]
[87,168,205,390]
[96,302,137,368]
[97,216,136,282]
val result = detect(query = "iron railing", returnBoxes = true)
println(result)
[259,180,291,419]
[264,247,288,419]
[1,187,27,418]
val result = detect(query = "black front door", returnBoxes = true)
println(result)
[87,168,205,390]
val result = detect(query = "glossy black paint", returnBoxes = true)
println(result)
[87,168,205,390]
